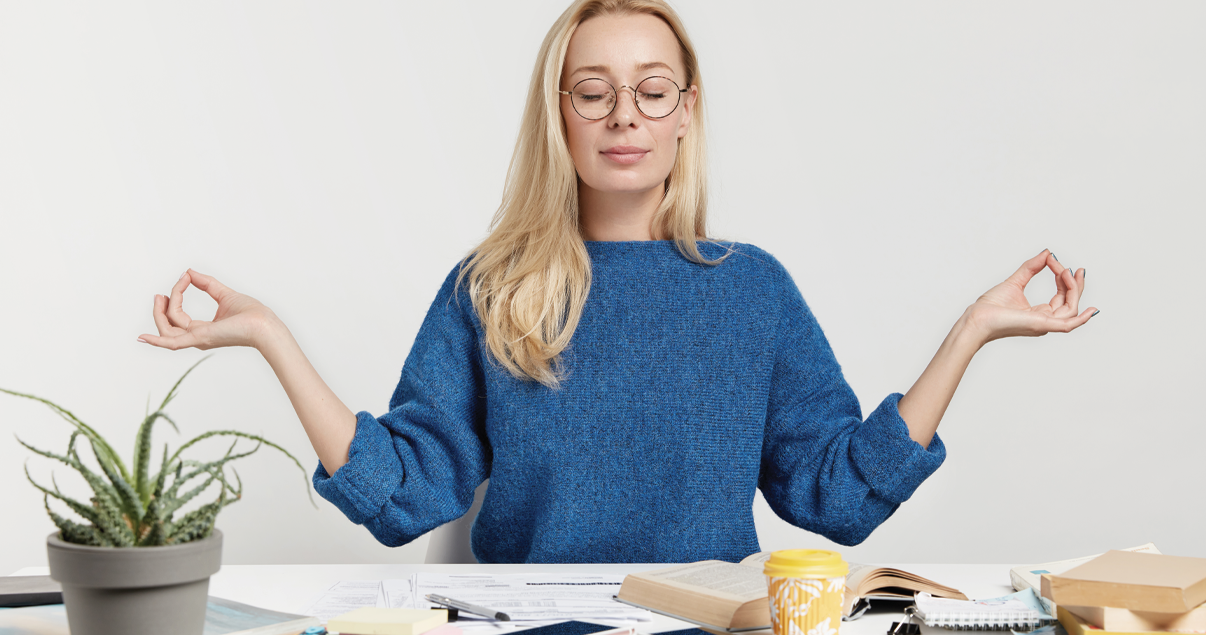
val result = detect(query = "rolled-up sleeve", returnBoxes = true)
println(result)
[313,266,490,547]
[759,275,945,546]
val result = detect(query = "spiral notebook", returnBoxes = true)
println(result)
[913,589,1058,631]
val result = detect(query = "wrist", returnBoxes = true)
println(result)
[251,310,292,355]
[952,305,991,353]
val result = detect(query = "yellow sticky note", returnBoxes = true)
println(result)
[327,608,447,635]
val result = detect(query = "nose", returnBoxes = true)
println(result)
[607,86,641,127]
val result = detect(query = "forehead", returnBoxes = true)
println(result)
[564,13,684,80]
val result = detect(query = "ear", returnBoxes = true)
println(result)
[677,84,699,139]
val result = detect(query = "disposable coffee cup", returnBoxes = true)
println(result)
[763,549,848,635]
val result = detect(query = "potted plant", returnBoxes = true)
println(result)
[1,357,312,635]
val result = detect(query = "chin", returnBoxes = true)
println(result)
[582,171,665,195]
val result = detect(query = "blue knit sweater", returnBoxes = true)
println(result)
[313,241,945,563]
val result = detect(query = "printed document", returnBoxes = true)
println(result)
[305,573,650,630]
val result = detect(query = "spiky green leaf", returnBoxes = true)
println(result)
[7,356,315,548]
[27,465,102,525]
[133,411,179,507]
[167,486,225,544]
[163,441,256,516]
[169,430,315,507]
[157,355,211,412]
[1,387,131,482]
[89,438,144,531]
[44,495,110,547]
[16,436,128,522]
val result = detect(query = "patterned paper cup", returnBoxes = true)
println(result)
[764,550,848,635]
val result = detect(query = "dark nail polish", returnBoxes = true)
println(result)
[1092,310,1100,317]
[1052,253,1059,262]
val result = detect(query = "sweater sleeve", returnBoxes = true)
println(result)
[311,266,490,547]
[759,273,945,546]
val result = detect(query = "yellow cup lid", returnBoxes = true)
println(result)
[763,549,849,578]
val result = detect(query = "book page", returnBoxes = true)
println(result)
[645,562,767,601]
[739,551,771,568]
[845,562,876,589]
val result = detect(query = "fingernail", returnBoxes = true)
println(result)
[1091,310,1100,317]
[179,271,188,280]
[1052,253,1059,262]
[137,337,148,344]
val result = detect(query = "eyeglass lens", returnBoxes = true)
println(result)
[570,77,681,120]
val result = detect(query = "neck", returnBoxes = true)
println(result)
[578,182,664,241]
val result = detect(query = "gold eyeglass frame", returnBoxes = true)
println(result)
[557,76,689,120]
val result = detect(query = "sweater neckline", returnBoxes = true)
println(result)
[583,240,681,260]
[582,239,729,251]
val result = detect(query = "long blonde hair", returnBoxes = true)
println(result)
[459,0,711,388]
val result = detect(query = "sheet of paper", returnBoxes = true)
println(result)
[303,579,387,622]
[974,588,1054,619]
[389,573,652,624]
[356,579,549,633]
[384,577,418,609]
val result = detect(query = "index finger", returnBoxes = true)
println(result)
[184,269,234,303]
[1007,249,1053,286]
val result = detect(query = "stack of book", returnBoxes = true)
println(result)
[1040,551,1206,635]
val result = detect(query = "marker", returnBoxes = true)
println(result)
[425,593,511,621]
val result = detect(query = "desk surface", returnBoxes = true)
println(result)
[11,563,1017,634]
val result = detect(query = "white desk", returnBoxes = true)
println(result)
[11,563,1017,634]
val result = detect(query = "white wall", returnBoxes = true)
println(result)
[1,1,1202,576]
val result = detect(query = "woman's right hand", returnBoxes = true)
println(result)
[139,269,279,351]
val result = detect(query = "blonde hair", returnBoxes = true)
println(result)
[459,0,711,388]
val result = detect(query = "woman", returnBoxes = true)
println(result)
[139,0,1095,563]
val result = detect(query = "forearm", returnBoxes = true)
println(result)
[255,314,358,473]
[897,308,985,449]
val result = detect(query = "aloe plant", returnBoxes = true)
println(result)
[2,357,314,547]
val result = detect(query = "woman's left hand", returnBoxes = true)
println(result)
[898,249,1097,447]
[966,249,1098,345]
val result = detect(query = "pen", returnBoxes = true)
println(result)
[425,593,512,621]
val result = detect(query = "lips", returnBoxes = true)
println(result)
[601,145,649,165]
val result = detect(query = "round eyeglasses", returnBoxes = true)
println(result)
[558,76,688,120]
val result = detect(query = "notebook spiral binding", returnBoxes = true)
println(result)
[907,606,1055,631]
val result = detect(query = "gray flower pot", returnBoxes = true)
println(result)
[46,530,222,635]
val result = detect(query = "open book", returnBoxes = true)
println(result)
[839,561,969,618]
[613,552,967,632]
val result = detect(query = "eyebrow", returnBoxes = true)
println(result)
[570,61,675,76]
